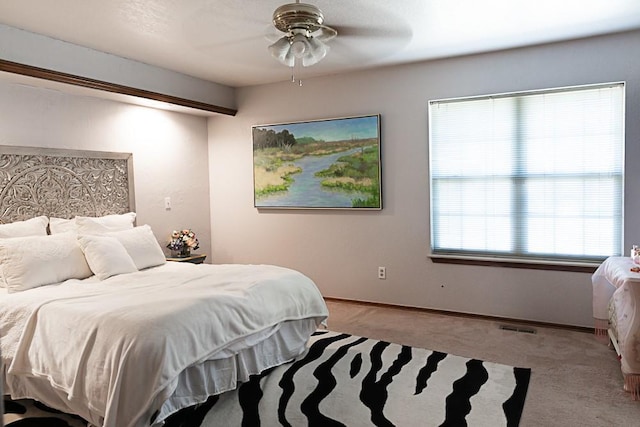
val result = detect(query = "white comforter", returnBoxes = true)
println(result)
[0,262,328,427]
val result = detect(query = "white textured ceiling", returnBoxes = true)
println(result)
[0,0,639,88]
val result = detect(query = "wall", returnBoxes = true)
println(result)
[208,30,640,327]
[0,80,212,258]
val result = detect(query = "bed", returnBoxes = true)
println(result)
[592,256,640,399]
[0,146,329,426]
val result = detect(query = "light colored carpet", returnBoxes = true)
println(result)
[324,299,638,427]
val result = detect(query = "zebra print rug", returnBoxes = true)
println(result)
[4,330,531,426]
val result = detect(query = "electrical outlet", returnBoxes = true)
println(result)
[378,266,386,280]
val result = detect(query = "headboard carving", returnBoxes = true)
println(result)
[0,146,135,223]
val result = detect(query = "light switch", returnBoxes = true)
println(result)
[164,197,171,210]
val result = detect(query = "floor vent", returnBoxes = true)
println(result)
[499,324,537,334]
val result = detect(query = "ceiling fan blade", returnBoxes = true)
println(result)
[313,25,338,43]
[322,22,412,64]
[331,24,412,40]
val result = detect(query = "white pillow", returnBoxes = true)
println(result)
[0,233,92,293]
[0,216,48,238]
[77,234,138,280]
[106,225,166,270]
[49,217,77,235]
[76,212,136,235]
[0,216,48,288]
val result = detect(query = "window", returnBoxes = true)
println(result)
[429,83,624,265]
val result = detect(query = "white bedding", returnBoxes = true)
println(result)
[592,257,640,378]
[0,262,328,427]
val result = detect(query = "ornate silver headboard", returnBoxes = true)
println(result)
[0,145,135,223]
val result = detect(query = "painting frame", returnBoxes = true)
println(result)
[252,114,382,210]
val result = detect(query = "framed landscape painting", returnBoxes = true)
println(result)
[252,114,382,209]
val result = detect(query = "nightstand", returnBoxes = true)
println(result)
[166,253,207,264]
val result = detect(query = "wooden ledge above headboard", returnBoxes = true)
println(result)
[0,59,238,117]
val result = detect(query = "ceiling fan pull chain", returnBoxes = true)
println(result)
[290,71,302,86]
[291,60,303,86]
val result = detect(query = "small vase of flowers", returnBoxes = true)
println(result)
[167,229,199,257]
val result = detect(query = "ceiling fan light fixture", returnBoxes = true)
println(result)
[302,37,328,66]
[268,40,294,67]
[290,33,308,58]
[268,1,337,73]
[268,37,292,58]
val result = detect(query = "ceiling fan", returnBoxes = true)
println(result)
[268,1,337,80]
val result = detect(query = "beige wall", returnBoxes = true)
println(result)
[0,81,212,258]
[208,30,640,327]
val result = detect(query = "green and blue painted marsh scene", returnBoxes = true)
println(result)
[252,115,382,209]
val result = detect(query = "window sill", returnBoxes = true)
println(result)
[429,254,599,273]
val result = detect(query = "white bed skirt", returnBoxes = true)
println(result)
[3,318,319,426]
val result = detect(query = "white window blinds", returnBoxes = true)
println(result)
[429,83,624,264]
